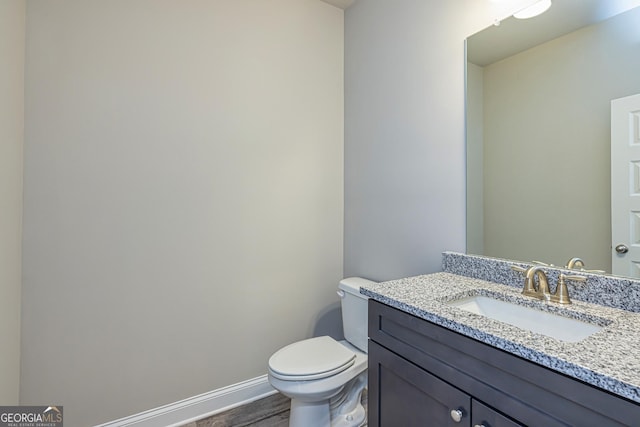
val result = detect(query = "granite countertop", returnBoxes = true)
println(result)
[361,272,640,403]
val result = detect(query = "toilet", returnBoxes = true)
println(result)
[267,277,374,427]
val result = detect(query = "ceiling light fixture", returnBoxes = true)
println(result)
[513,0,552,19]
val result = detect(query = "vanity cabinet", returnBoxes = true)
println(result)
[370,340,520,426]
[367,300,640,427]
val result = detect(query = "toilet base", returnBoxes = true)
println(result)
[287,372,367,427]
[330,372,367,427]
[330,404,366,427]
[289,399,331,427]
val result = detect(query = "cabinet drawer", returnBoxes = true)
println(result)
[369,340,471,427]
[472,400,523,427]
[369,300,640,426]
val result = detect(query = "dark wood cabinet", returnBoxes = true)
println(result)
[370,340,471,426]
[367,300,640,427]
[472,400,522,427]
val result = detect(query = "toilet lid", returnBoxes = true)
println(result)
[268,336,356,381]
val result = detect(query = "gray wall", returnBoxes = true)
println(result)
[0,0,25,405]
[21,1,343,425]
[481,8,640,271]
[343,0,528,281]
[7,0,541,423]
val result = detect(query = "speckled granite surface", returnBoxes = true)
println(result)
[361,272,640,403]
[443,252,640,312]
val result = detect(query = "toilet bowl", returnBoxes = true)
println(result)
[269,338,367,427]
[267,277,374,427]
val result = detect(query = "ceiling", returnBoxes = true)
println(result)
[319,0,355,10]
[467,0,640,66]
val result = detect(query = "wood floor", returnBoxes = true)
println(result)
[181,390,368,427]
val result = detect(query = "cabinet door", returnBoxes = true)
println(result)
[472,400,523,427]
[369,340,471,427]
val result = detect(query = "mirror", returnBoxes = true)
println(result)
[466,0,640,275]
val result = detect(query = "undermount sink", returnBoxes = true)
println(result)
[447,295,603,343]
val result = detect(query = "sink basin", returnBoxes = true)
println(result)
[447,295,603,343]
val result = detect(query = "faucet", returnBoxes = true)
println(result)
[512,265,551,300]
[511,265,587,304]
[565,257,585,269]
[565,257,605,274]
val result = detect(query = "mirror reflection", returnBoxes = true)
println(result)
[466,0,640,276]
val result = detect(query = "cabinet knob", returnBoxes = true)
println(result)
[450,409,464,423]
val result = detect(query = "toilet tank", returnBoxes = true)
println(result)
[338,277,375,353]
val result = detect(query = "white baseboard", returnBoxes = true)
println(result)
[95,375,276,427]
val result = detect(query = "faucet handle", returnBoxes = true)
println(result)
[550,273,586,305]
[511,265,528,274]
[582,268,606,274]
[564,274,587,283]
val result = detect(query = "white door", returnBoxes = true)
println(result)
[611,93,640,277]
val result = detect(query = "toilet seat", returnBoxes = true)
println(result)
[268,336,356,381]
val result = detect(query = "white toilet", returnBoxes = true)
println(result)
[268,277,374,427]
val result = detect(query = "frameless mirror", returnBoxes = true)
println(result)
[466,0,640,275]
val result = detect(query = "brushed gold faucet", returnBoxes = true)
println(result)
[512,265,551,300]
[564,257,605,274]
[511,266,586,304]
[565,257,585,269]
